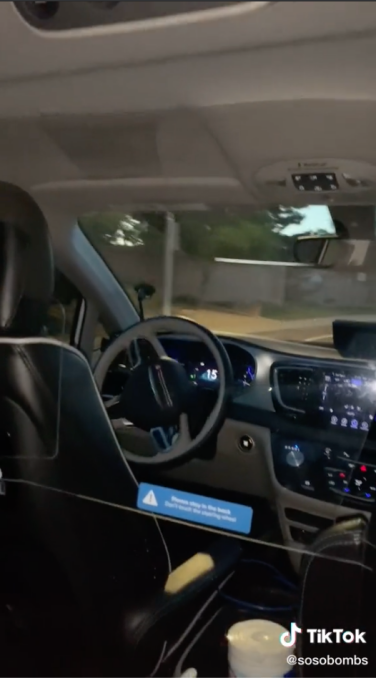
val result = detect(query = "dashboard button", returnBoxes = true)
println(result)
[238,435,254,452]
[324,463,376,501]
[338,459,356,472]
[325,467,349,494]
[325,467,348,478]
[301,479,315,492]
[323,447,334,462]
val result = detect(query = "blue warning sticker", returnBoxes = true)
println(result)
[137,483,253,534]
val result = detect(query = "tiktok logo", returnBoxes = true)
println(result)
[280,624,366,647]
[280,622,303,647]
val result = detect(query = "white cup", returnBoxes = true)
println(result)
[227,619,294,678]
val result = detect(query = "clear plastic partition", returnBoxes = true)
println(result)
[1,309,372,677]
[3,304,371,565]
[2,204,375,676]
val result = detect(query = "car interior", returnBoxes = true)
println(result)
[2,2,376,677]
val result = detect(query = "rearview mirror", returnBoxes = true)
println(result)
[294,234,373,268]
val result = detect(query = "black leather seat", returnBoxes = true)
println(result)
[298,515,373,677]
[0,183,242,677]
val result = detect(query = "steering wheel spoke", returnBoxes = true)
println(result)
[139,330,167,359]
[128,335,167,370]
[128,338,142,369]
[178,412,192,446]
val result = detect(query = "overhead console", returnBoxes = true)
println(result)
[15,1,235,30]
[255,159,376,203]
[270,359,376,507]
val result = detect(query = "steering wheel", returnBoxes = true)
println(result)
[94,316,233,465]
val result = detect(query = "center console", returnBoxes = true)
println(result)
[271,360,376,507]
[271,435,376,505]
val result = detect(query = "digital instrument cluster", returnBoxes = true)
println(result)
[159,337,256,389]
[188,361,255,387]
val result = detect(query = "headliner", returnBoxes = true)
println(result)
[0,2,376,215]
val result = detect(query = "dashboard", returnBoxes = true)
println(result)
[105,330,376,564]
[158,333,376,559]
[156,336,376,508]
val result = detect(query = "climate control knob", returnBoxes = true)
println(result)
[286,448,304,467]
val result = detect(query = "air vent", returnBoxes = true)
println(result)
[273,365,314,412]
[22,1,59,20]
[289,526,316,545]
[284,508,332,529]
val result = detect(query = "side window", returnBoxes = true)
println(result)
[45,271,82,344]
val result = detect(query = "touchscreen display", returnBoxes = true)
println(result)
[319,368,376,432]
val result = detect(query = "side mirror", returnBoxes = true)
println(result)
[293,234,343,266]
[293,235,372,269]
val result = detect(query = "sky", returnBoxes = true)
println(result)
[281,205,336,237]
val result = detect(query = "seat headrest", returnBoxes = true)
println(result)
[0,183,53,336]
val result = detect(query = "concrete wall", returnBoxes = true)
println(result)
[286,267,376,308]
[98,244,376,312]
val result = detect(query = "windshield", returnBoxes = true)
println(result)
[79,205,376,344]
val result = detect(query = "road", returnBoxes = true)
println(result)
[179,308,333,343]
[252,324,333,344]
[178,309,376,344]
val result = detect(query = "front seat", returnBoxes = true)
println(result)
[0,183,242,677]
[297,515,372,677]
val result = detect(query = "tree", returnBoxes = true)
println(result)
[268,206,305,232]
[79,207,303,262]
[79,212,144,247]
[174,210,291,262]
[79,212,163,251]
